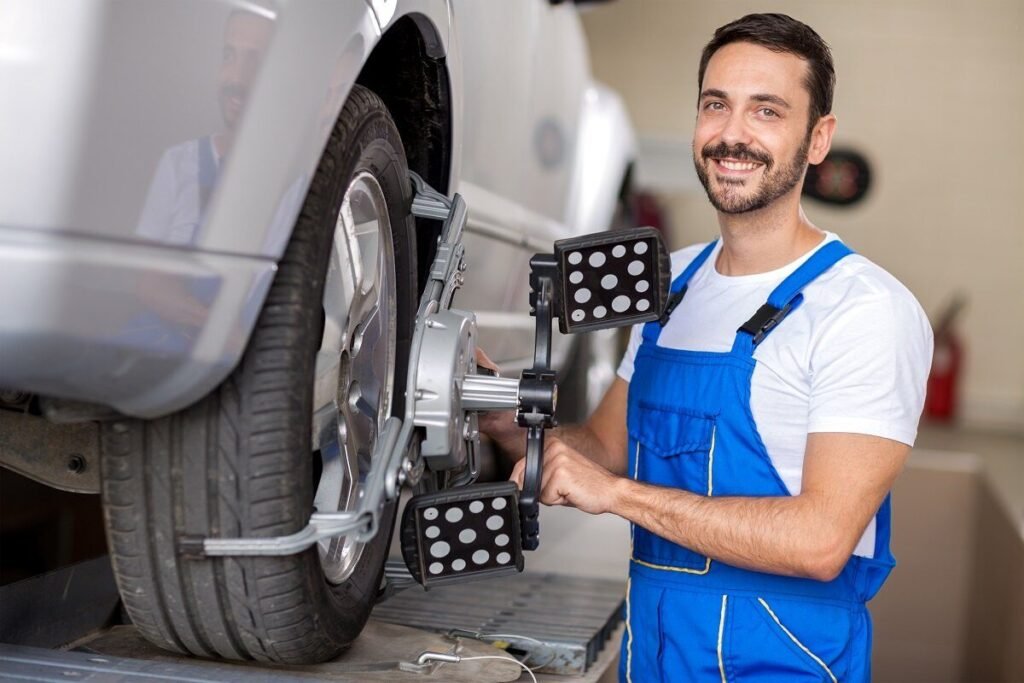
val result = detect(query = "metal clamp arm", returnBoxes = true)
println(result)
[515,255,559,551]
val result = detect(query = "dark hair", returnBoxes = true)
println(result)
[698,13,835,131]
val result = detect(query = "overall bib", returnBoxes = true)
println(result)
[619,240,895,683]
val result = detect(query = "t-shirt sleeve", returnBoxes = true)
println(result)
[807,292,934,446]
[616,322,644,382]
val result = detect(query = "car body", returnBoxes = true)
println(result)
[0,0,633,417]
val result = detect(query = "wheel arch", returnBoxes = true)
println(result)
[356,14,453,292]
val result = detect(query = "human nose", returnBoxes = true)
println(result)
[719,109,752,147]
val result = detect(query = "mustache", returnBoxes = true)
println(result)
[220,83,248,101]
[701,142,773,169]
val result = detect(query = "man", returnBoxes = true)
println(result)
[137,8,274,247]
[482,13,932,682]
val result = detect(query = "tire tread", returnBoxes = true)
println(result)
[100,85,414,664]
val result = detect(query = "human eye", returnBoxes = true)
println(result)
[757,107,779,118]
[703,101,726,112]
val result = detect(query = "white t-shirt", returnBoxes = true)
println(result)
[137,138,219,247]
[617,233,933,558]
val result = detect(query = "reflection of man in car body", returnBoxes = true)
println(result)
[136,9,273,246]
[128,9,273,348]
[483,13,932,682]
[129,7,361,351]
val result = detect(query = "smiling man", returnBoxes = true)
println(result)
[482,13,933,682]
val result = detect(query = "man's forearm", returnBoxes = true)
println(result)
[610,478,848,581]
[551,424,627,474]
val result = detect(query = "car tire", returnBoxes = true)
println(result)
[100,85,417,664]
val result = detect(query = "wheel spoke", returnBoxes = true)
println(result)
[312,171,398,585]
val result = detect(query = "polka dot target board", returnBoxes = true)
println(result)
[554,227,671,334]
[400,481,525,587]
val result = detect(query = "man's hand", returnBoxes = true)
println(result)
[509,437,622,515]
[474,348,527,460]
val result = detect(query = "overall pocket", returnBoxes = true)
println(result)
[628,404,717,572]
[723,595,850,682]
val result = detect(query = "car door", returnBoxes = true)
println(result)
[450,0,588,369]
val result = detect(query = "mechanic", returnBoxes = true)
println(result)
[481,13,932,682]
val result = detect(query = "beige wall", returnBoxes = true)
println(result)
[868,454,1024,682]
[581,0,1024,431]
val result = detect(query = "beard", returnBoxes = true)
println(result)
[218,83,248,131]
[693,135,810,214]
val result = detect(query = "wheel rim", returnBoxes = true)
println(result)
[312,171,397,585]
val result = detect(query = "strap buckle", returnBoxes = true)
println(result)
[658,285,688,326]
[738,299,798,345]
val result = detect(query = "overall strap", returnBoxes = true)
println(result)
[642,240,718,344]
[198,136,218,197]
[733,240,855,354]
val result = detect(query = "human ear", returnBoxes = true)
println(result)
[807,114,837,165]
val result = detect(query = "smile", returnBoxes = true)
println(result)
[713,158,763,172]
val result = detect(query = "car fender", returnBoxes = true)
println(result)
[563,82,636,237]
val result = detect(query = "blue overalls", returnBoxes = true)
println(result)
[619,240,895,683]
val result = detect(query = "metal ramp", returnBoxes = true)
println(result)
[0,556,624,682]
[374,563,625,676]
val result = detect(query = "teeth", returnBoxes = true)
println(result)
[719,160,759,171]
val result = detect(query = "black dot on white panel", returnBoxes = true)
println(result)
[561,237,660,327]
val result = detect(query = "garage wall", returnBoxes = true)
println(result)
[580,0,1024,432]
[866,453,1024,683]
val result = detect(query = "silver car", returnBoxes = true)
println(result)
[0,0,634,664]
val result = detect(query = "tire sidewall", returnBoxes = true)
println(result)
[287,87,416,639]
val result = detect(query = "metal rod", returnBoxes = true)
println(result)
[461,375,520,411]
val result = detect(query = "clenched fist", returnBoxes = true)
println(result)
[510,436,623,515]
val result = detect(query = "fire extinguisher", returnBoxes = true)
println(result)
[925,295,967,422]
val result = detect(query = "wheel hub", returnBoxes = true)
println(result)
[311,171,396,585]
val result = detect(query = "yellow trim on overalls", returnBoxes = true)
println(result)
[757,598,839,683]
[717,594,729,683]
[625,577,634,683]
[626,428,718,681]
[629,427,716,574]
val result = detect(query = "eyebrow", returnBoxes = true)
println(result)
[751,93,792,109]
[700,88,728,100]
[699,89,792,110]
